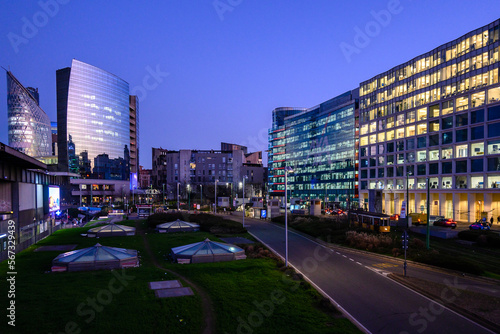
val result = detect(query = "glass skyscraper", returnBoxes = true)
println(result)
[268,90,359,208]
[57,59,131,180]
[7,71,52,158]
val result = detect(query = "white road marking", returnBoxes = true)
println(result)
[356,262,362,265]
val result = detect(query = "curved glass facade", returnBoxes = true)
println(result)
[7,71,52,158]
[57,59,130,180]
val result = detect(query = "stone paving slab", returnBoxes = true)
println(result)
[155,287,194,298]
[34,245,78,252]
[220,237,254,244]
[149,280,182,290]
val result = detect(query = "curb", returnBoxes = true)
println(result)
[388,273,500,334]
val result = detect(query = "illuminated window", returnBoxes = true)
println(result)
[442,147,453,159]
[417,108,427,121]
[416,150,426,162]
[378,132,386,142]
[471,142,484,155]
[386,130,395,140]
[456,144,468,158]
[471,91,485,108]
[360,124,368,135]
[406,110,415,124]
[406,125,415,137]
[429,150,439,161]
[417,123,427,135]
[396,128,405,139]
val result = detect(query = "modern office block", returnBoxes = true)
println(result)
[7,71,52,159]
[358,19,500,222]
[268,90,359,208]
[56,59,136,205]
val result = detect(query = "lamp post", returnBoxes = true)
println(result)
[242,176,248,228]
[284,166,293,267]
[162,184,165,206]
[177,182,180,211]
[214,179,219,214]
[200,184,203,209]
[187,184,191,212]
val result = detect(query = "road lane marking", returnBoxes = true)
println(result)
[336,252,340,255]
[356,262,362,265]
[342,255,347,258]
[372,262,399,269]
[350,258,354,261]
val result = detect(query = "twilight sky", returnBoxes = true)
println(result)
[1,0,498,168]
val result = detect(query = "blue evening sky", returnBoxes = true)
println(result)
[0,0,498,168]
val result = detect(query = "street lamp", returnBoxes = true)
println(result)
[214,179,219,214]
[242,176,248,228]
[177,182,180,211]
[187,184,191,212]
[284,166,293,267]
[162,184,165,206]
[200,184,203,209]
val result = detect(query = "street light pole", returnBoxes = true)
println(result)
[177,182,180,211]
[187,184,191,212]
[242,176,247,228]
[214,179,218,214]
[162,184,165,206]
[284,166,293,267]
[200,184,203,209]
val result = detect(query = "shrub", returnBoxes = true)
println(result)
[346,231,394,251]
[410,238,425,249]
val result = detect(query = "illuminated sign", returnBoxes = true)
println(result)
[48,186,60,212]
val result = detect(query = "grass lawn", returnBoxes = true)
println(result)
[0,218,360,334]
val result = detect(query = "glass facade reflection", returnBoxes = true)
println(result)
[57,59,130,180]
[7,71,52,158]
[268,90,359,208]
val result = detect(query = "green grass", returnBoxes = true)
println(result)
[0,220,360,334]
[0,226,202,334]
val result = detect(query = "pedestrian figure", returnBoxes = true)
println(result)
[490,216,494,227]
[497,215,500,224]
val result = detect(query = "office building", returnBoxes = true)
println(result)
[268,91,359,208]
[56,59,137,205]
[358,19,500,222]
[152,143,265,200]
[0,142,63,261]
[7,71,52,159]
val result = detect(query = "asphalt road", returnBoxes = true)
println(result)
[244,218,495,334]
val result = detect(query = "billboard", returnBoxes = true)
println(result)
[48,186,60,212]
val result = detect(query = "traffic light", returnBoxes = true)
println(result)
[402,230,409,249]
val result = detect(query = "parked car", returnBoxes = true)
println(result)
[469,222,491,230]
[433,218,457,229]
[390,214,399,221]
